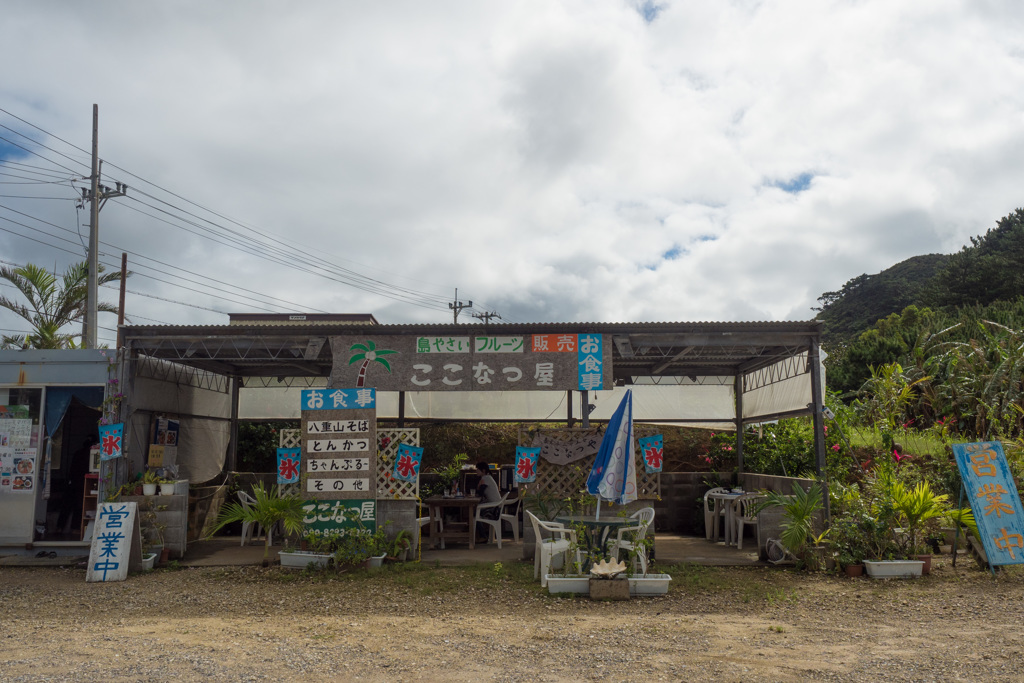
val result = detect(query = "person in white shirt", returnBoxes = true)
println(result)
[475,461,501,542]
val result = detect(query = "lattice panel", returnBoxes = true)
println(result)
[280,427,421,499]
[376,429,421,500]
[518,427,660,501]
[279,429,301,449]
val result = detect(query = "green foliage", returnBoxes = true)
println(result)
[237,421,297,472]
[929,208,1024,308]
[210,482,306,561]
[757,483,824,566]
[0,261,125,349]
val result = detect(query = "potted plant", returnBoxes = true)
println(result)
[757,482,824,569]
[860,478,924,579]
[158,477,176,496]
[209,482,306,564]
[890,480,948,574]
[385,529,413,563]
[280,531,336,569]
[621,534,671,595]
[141,470,160,496]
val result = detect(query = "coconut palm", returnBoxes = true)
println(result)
[348,340,397,386]
[0,261,124,349]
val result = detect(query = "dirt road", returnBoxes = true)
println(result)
[1,559,1021,682]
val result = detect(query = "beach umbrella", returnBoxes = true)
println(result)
[586,390,637,519]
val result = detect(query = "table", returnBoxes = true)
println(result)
[424,496,482,549]
[556,514,631,569]
[705,491,745,544]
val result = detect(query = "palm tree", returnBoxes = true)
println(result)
[348,340,397,386]
[0,261,124,349]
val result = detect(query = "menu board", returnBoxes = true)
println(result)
[0,406,34,495]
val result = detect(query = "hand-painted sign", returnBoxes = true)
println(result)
[277,447,300,484]
[86,502,142,582]
[515,446,540,484]
[952,441,1024,567]
[302,498,376,538]
[393,443,423,483]
[98,423,123,461]
[300,389,376,500]
[531,431,602,466]
[640,434,664,473]
[328,335,612,392]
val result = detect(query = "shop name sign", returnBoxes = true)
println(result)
[328,334,611,392]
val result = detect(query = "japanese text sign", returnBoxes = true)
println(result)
[302,499,376,538]
[639,434,664,473]
[515,447,540,484]
[98,423,123,461]
[301,391,376,500]
[952,441,1024,567]
[328,334,612,392]
[277,447,300,485]
[86,502,141,582]
[393,444,423,483]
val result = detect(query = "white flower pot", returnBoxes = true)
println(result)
[366,554,386,569]
[279,550,332,569]
[545,575,590,594]
[159,483,176,496]
[142,483,157,496]
[140,553,157,571]
[628,574,672,595]
[864,560,924,579]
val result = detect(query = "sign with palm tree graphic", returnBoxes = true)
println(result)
[329,334,611,392]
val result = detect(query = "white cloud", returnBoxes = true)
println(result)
[1,0,1023,345]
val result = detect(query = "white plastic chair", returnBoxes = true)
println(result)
[526,510,580,587]
[732,493,763,550]
[474,493,509,548]
[610,507,655,574]
[499,494,522,543]
[237,490,270,547]
[703,487,727,541]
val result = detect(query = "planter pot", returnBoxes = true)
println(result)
[160,547,171,564]
[864,560,924,579]
[589,578,630,601]
[366,554,386,569]
[628,574,672,596]
[159,483,176,496]
[142,483,158,496]
[140,553,157,571]
[917,554,931,575]
[545,575,590,595]
[844,564,864,578]
[279,550,332,569]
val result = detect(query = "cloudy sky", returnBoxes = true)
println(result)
[1,1,1023,346]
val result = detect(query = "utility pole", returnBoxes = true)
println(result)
[448,288,472,324]
[471,310,501,324]
[116,252,127,349]
[83,104,126,348]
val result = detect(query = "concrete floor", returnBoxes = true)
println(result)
[0,533,765,568]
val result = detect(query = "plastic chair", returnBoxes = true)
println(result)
[610,507,655,574]
[237,490,270,547]
[526,510,580,587]
[499,494,522,543]
[474,493,509,548]
[703,487,727,541]
[732,493,763,550]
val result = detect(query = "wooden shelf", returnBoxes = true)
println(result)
[81,473,99,539]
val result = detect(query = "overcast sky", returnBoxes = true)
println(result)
[1,1,1023,346]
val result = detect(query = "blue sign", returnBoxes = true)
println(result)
[952,441,1024,567]
[277,447,301,484]
[393,444,423,483]
[301,388,376,411]
[577,334,603,391]
[515,446,540,484]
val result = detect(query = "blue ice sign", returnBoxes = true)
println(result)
[951,441,1024,567]
[301,388,376,411]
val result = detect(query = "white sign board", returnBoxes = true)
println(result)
[86,502,142,582]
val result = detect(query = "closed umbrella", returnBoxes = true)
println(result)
[586,390,638,519]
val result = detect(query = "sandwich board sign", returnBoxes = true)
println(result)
[86,502,142,582]
[952,441,1024,569]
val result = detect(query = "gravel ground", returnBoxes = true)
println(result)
[1,557,1023,682]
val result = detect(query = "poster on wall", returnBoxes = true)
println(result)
[154,418,179,469]
[0,406,33,494]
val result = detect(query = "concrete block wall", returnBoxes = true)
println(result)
[377,499,421,551]
[123,493,188,559]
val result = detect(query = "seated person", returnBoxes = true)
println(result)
[475,461,501,542]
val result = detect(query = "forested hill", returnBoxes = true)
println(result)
[814,253,948,344]
[818,207,1024,394]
